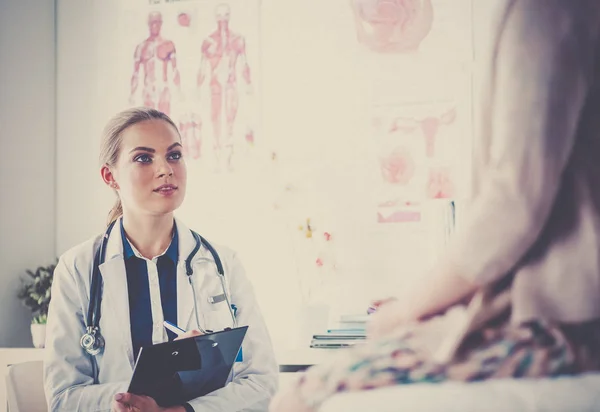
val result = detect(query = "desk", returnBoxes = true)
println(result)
[276,347,346,372]
[1,347,340,412]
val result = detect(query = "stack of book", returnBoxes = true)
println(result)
[310,314,368,348]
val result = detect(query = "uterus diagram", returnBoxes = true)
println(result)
[350,0,434,53]
[388,107,456,158]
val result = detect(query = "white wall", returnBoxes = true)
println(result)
[0,0,500,350]
[0,0,56,347]
[55,0,473,353]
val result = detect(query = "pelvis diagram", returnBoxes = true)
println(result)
[350,0,434,53]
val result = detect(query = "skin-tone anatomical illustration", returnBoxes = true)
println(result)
[426,166,454,199]
[197,3,254,170]
[379,146,416,185]
[129,11,182,116]
[350,0,434,53]
[389,107,456,158]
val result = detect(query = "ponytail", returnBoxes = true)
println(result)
[107,198,123,227]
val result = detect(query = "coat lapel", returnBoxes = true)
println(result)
[175,218,208,330]
[98,217,135,368]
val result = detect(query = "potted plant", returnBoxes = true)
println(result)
[17,261,56,348]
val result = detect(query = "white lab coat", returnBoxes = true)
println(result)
[43,217,279,411]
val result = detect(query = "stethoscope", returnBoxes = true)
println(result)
[80,219,237,356]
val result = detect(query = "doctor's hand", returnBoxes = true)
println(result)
[112,393,186,412]
[174,329,204,341]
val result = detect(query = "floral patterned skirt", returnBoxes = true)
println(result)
[293,317,600,409]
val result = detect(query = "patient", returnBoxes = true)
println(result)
[271,1,600,410]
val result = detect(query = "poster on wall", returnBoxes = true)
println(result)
[368,97,469,224]
[348,0,473,225]
[113,0,261,173]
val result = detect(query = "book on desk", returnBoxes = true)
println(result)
[310,314,367,348]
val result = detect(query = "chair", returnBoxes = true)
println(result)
[6,361,46,412]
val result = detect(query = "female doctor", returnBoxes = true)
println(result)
[43,107,279,412]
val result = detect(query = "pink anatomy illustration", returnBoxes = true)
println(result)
[389,107,456,158]
[178,12,191,27]
[377,200,421,223]
[179,113,202,160]
[378,146,416,184]
[129,11,182,116]
[197,3,253,170]
[350,0,434,53]
[426,167,454,199]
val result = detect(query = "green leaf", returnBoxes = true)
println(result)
[17,259,57,318]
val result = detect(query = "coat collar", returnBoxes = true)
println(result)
[173,217,214,328]
[103,216,199,262]
[98,217,133,366]
[120,220,179,263]
[98,216,214,367]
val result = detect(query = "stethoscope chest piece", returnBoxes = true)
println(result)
[81,326,105,356]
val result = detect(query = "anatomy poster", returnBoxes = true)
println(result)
[351,0,473,225]
[119,0,261,173]
[369,98,469,224]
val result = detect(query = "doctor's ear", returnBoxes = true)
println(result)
[100,164,119,190]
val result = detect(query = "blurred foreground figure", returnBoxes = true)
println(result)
[271,1,600,410]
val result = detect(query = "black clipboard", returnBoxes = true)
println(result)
[127,326,248,407]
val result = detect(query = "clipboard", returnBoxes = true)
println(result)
[127,326,248,407]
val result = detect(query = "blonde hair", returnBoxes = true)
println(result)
[99,107,180,226]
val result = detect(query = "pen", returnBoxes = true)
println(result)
[163,320,187,336]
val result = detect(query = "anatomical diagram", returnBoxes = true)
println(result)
[129,11,182,116]
[196,3,253,171]
[378,146,416,185]
[389,107,456,158]
[426,166,454,199]
[179,112,202,160]
[350,0,434,53]
[377,199,421,223]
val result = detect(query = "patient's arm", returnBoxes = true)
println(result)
[371,1,593,334]
[367,265,475,339]
[439,1,590,289]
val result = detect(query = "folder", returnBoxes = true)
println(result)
[127,326,248,407]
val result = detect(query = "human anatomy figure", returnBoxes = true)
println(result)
[350,0,434,53]
[179,112,202,160]
[129,11,182,116]
[197,3,254,171]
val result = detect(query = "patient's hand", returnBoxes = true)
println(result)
[174,330,204,341]
[269,386,315,412]
[367,299,412,339]
[368,297,398,313]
